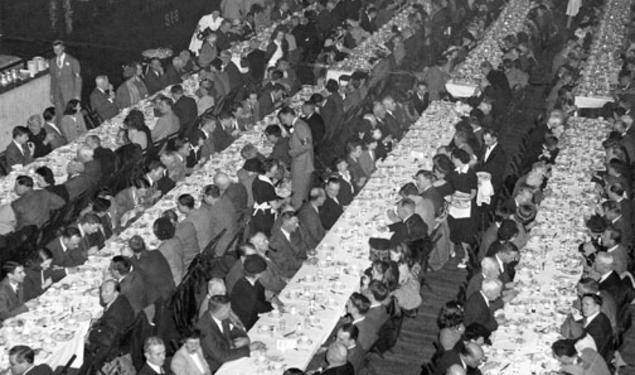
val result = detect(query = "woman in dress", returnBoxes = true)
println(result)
[196,80,216,115]
[252,158,285,236]
[437,301,465,352]
[444,149,478,269]
[60,99,87,142]
[124,109,151,151]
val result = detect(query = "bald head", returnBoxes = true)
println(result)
[594,252,614,274]
[326,342,348,367]
[77,144,94,163]
[446,364,466,375]
[480,257,500,278]
[214,172,230,190]
[461,342,484,368]
[95,75,110,90]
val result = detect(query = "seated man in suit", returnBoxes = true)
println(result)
[12,175,65,229]
[42,107,67,150]
[127,235,175,305]
[0,262,28,321]
[363,280,390,330]
[138,337,171,375]
[269,211,309,278]
[345,292,379,351]
[258,84,286,120]
[298,187,327,249]
[551,339,610,375]
[177,193,214,251]
[385,198,428,244]
[229,254,273,330]
[23,248,66,301]
[320,342,355,375]
[579,293,613,361]
[336,323,365,375]
[463,278,503,333]
[171,84,198,139]
[46,227,95,268]
[249,233,288,296]
[433,342,485,375]
[202,184,239,256]
[8,345,54,375]
[170,328,212,375]
[593,252,631,308]
[151,95,181,142]
[86,280,135,364]
[320,177,344,230]
[162,209,200,270]
[85,135,116,178]
[198,295,261,372]
[109,255,148,316]
[5,126,34,168]
[89,75,119,122]
[214,172,249,214]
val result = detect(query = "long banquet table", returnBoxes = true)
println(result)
[215,101,462,375]
[444,0,533,98]
[0,2,438,370]
[481,116,608,374]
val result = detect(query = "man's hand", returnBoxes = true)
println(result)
[233,337,250,348]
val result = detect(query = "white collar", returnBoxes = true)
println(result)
[369,302,381,309]
[12,140,24,152]
[480,291,490,307]
[352,316,365,325]
[455,164,469,174]
[612,215,622,224]
[146,361,163,374]
[495,254,505,272]
[584,311,600,327]
[258,174,275,186]
[599,271,613,283]
[212,315,225,332]
[46,122,62,133]
[59,237,68,252]
[607,244,620,253]
[280,227,292,242]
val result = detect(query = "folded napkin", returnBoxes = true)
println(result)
[476,172,494,206]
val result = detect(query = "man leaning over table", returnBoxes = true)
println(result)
[0,262,28,321]
[197,295,264,372]
[8,345,54,375]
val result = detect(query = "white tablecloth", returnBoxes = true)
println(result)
[574,95,613,109]
[216,101,461,375]
[481,116,608,374]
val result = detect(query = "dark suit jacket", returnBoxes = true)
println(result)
[420,186,444,217]
[46,237,88,268]
[12,189,65,229]
[355,316,380,351]
[304,112,326,147]
[320,196,343,230]
[432,349,462,375]
[173,95,198,138]
[224,183,249,214]
[230,278,272,330]
[165,64,185,85]
[298,202,326,248]
[270,136,291,166]
[223,62,242,92]
[477,144,507,194]
[89,88,119,122]
[322,93,344,139]
[209,197,239,256]
[583,312,613,359]
[64,173,95,202]
[197,312,250,372]
[144,69,168,95]
[23,266,66,301]
[43,122,67,149]
[129,250,175,304]
[5,141,33,167]
[269,227,308,278]
[175,220,201,269]
[0,278,27,320]
[320,363,355,375]
[119,270,148,315]
[94,146,116,177]
[347,344,365,375]
[247,49,267,83]
[23,364,54,375]
[463,291,498,333]
[137,363,172,375]
[389,214,428,244]
[257,92,276,121]
[599,271,629,308]
[88,294,135,350]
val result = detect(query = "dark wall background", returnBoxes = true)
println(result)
[0,0,220,101]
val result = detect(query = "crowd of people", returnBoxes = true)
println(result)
[4,0,635,375]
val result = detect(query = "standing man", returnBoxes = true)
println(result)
[49,40,82,123]
[278,106,314,209]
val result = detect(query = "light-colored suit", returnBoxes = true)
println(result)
[170,346,212,375]
[49,54,82,120]
[288,118,314,208]
[151,110,180,142]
